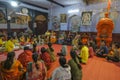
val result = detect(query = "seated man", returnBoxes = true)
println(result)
[78,42,89,64]
[18,46,33,69]
[106,43,120,62]
[96,41,109,57]
[65,35,72,45]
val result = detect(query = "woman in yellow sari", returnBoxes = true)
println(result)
[0,35,3,47]
[20,36,25,45]
[5,36,15,52]
[0,52,25,80]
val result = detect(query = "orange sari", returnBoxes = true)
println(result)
[0,60,24,80]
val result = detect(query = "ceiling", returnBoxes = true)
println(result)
[19,0,118,9]
[19,0,84,9]
[0,0,118,10]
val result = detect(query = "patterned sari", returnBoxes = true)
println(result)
[0,60,24,80]
[26,61,47,80]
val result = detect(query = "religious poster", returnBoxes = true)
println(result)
[60,14,67,23]
[27,9,48,35]
[81,11,92,25]
[69,15,81,32]
[35,15,47,35]
[52,16,60,31]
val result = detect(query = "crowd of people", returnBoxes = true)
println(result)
[0,31,120,80]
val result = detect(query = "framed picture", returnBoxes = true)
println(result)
[69,15,81,32]
[81,11,92,25]
[60,14,67,23]
[52,16,60,31]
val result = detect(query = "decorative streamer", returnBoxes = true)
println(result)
[107,0,111,11]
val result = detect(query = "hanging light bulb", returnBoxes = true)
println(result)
[10,1,18,7]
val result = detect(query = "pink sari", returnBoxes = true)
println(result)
[27,61,47,80]
[89,47,94,58]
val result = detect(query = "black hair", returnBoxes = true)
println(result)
[33,43,37,53]
[70,50,82,70]
[48,42,52,47]
[41,47,46,53]
[7,36,12,40]
[48,42,54,52]
[78,41,83,46]
[115,43,119,49]
[89,42,93,47]
[32,53,39,70]
[59,57,68,68]
[78,42,83,49]
[101,40,106,44]
[24,46,30,50]
[3,52,15,70]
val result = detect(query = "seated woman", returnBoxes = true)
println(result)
[88,42,95,58]
[72,35,79,47]
[47,43,56,62]
[26,53,47,80]
[68,50,82,80]
[26,36,30,43]
[0,35,3,47]
[58,32,66,44]
[106,43,120,62]
[52,57,71,80]
[20,36,25,45]
[96,41,109,57]
[32,43,39,53]
[0,52,25,80]
[5,36,15,53]
[13,36,19,44]
[18,47,33,69]
[40,47,52,70]
[57,45,67,56]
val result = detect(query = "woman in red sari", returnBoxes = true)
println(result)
[40,47,52,70]
[18,46,33,69]
[0,52,25,80]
